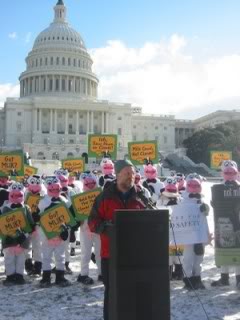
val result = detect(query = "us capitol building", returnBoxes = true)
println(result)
[1,0,240,161]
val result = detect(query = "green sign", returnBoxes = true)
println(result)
[71,188,102,221]
[0,151,24,177]
[128,140,158,165]
[40,203,76,240]
[88,134,118,160]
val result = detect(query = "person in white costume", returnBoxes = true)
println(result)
[38,176,71,287]
[77,171,102,285]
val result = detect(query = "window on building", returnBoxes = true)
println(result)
[62,57,65,65]
[73,59,76,67]
[17,122,22,132]
[49,79,53,91]
[68,58,71,66]
[68,79,72,91]
[118,128,122,135]
[40,58,42,66]
[56,57,59,65]
[69,124,73,133]
[133,125,136,129]
[50,57,54,65]
[164,136,168,144]
[69,114,73,119]
[67,152,74,157]
[56,78,59,91]
[118,116,122,121]
[45,57,48,65]
[155,126,158,130]
[62,79,65,91]
[37,152,45,160]
[52,152,59,160]
[164,126,167,130]
[17,112,22,116]
[133,135,137,141]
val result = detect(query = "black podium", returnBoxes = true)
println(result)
[109,209,170,320]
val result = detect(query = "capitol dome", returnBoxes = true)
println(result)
[19,0,98,99]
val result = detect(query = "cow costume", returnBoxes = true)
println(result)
[211,160,240,288]
[98,157,115,190]
[54,168,77,274]
[77,171,102,285]
[1,182,34,285]
[24,175,46,276]
[157,177,183,280]
[38,176,71,287]
[142,160,165,204]
[181,173,210,290]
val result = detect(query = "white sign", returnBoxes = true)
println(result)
[169,203,209,245]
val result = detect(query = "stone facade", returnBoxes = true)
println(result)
[1,1,240,160]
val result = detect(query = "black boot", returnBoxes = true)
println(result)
[15,274,26,285]
[169,265,173,280]
[55,270,71,287]
[25,258,34,274]
[77,274,94,285]
[65,262,73,275]
[91,252,96,264]
[32,261,42,276]
[211,273,229,287]
[40,270,52,287]
[173,264,183,280]
[193,276,205,290]
[183,277,195,291]
[70,248,75,256]
[3,274,16,286]
[236,275,240,289]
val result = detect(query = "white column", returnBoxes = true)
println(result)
[101,111,105,134]
[87,111,90,133]
[91,111,94,133]
[76,111,79,135]
[65,110,68,134]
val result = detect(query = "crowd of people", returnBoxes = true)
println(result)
[0,156,239,320]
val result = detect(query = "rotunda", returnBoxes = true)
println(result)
[19,0,98,99]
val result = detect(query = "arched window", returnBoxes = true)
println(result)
[67,152,74,158]
[52,152,59,160]
[81,152,88,164]
[37,152,45,160]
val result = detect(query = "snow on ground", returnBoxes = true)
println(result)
[1,182,240,320]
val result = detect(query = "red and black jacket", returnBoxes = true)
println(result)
[88,181,146,258]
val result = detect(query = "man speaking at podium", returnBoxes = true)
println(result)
[88,159,146,320]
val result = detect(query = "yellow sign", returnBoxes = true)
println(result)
[24,165,38,177]
[25,194,41,214]
[0,153,24,176]
[88,134,117,159]
[62,158,85,173]
[40,205,72,233]
[128,141,158,165]
[0,209,28,237]
[72,188,102,220]
[210,151,232,169]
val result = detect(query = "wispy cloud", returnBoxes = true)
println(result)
[8,32,17,39]
[24,32,32,43]
[90,34,240,119]
[0,84,19,108]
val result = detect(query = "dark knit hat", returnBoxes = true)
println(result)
[114,159,134,175]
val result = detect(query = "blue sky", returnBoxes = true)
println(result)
[2,0,240,118]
